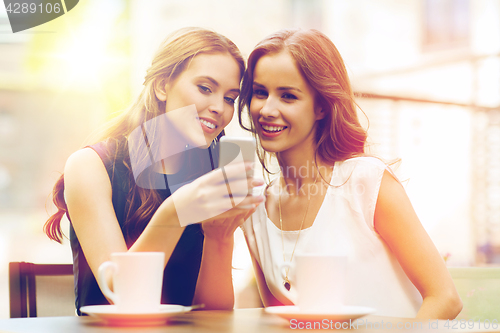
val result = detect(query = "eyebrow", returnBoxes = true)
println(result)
[199,76,240,94]
[253,81,302,93]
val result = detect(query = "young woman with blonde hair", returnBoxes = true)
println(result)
[238,29,462,319]
[45,27,263,314]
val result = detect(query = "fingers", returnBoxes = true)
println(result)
[217,162,254,183]
[200,163,263,195]
[221,177,264,200]
[234,193,264,210]
[200,203,257,239]
[174,161,264,226]
[243,206,257,220]
[206,163,264,206]
[208,197,261,221]
[249,178,265,193]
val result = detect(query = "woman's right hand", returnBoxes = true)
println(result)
[169,162,264,226]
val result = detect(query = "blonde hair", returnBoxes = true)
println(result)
[45,27,245,243]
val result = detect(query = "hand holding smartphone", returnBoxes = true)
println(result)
[170,136,261,226]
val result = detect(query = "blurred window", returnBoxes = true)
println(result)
[423,0,470,50]
[473,110,500,264]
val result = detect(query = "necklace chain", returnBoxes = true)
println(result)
[279,167,319,291]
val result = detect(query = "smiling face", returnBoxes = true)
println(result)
[250,51,324,157]
[155,52,241,147]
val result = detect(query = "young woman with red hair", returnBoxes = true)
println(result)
[238,29,462,319]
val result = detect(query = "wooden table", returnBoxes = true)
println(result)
[0,308,499,333]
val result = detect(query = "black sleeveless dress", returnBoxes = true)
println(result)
[69,138,219,315]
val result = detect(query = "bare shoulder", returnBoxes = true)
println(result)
[374,169,416,233]
[379,169,405,199]
[65,147,104,173]
[64,147,111,196]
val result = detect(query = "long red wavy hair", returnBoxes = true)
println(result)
[238,29,366,176]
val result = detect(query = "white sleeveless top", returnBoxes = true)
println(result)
[242,157,422,317]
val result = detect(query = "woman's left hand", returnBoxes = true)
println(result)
[201,205,257,242]
[194,204,258,310]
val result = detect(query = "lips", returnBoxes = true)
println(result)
[259,122,287,137]
[198,117,218,134]
[262,124,286,132]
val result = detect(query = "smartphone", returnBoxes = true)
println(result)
[218,136,256,167]
[219,137,257,206]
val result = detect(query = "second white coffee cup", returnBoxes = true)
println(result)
[281,254,347,312]
[98,252,164,313]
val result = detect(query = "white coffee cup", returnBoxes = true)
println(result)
[98,252,164,313]
[281,254,347,312]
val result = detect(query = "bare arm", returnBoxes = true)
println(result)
[374,170,462,319]
[66,148,265,305]
[251,256,288,307]
[192,209,255,310]
[64,148,186,292]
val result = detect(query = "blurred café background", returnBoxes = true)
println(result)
[0,0,499,318]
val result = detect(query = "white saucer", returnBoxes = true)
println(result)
[80,304,191,326]
[265,305,375,322]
